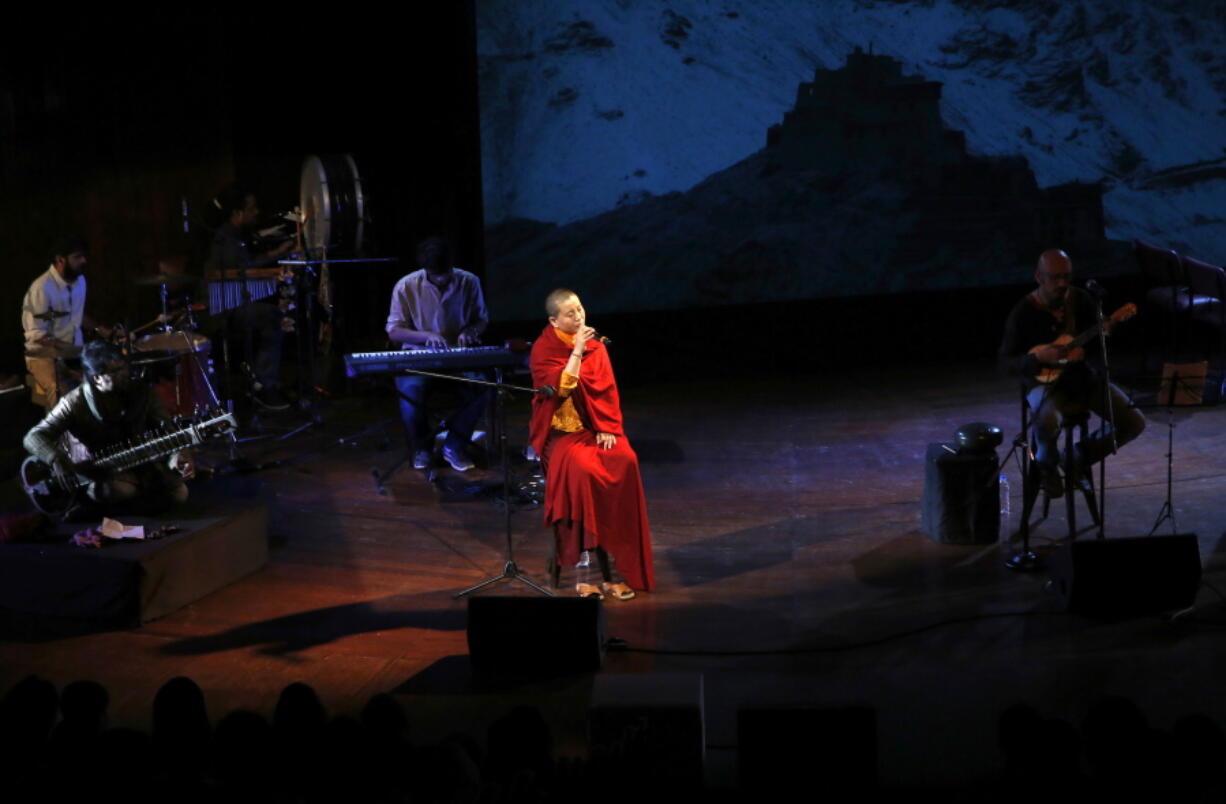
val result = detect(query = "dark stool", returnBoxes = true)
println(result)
[1020,409,1101,541]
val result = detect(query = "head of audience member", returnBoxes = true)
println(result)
[215,183,260,231]
[0,675,58,753]
[273,681,327,736]
[417,236,455,289]
[1034,248,1073,308]
[360,693,410,744]
[58,679,109,734]
[546,288,584,335]
[151,676,211,776]
[51,235,89,282]
[82,341,130,394]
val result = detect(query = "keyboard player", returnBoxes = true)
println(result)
[204,184,293,411]
[385,236,489,472]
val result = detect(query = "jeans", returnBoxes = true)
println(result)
[395,370,489,453]
[1027,379,1146,469]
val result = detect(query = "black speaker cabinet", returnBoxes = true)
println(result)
[1050,534,1202,617]
[738,706,877,795]
[922,442,999,544]
[466,596,605,678]
[589,674,705,793]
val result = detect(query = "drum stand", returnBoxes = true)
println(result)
[276,255,399,436]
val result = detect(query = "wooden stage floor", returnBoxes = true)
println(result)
[4,359,1226,788]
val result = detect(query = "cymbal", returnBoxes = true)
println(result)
[128,350,179,366]
[133,273,197,287]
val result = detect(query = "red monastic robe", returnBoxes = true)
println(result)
[529,325,655,590]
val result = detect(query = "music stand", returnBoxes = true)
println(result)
[1147,365,1203,537]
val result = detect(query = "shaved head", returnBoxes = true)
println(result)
[1037,249,1071,275]
[545,288,577,318]
[1034,248,1073,307]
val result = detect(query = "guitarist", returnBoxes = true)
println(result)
[998,249,1145,497]
[22,341,195,511]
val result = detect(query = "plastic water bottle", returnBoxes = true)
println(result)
[998,473,1011,547]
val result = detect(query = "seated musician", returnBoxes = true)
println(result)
[205,184,294,411]
[385,236,489,472]
[21,235,109,408]
[529,289,654,599]
[998,249,1145,497]
[23,342,194,510]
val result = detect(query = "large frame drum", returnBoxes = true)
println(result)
[300,153,365,256]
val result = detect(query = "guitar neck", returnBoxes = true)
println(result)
[95,429,200,473]
[92,414,234,473]
[1068,320,1108,350]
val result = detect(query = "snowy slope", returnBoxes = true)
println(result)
[478,0,1225,261]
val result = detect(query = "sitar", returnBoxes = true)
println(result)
[20,411,236,516]
[1029,303,1136,384]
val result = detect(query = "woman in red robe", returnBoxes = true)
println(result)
[529,289,655,598]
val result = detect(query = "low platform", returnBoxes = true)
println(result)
[0,478,270,627]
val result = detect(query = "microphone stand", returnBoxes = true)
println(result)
[380,364,556,597]
[1090,286,1115,540]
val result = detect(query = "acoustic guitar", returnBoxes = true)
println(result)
[1029,303,1137,384]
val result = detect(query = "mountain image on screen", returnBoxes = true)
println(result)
[478,1,1226,318]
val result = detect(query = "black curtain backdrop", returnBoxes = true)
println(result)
[0,6,483,371]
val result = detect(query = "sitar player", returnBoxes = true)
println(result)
[23,341,195,510]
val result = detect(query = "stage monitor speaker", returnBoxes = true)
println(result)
[466,596,605,678]
[1050,534,1202,617]
[590,674,705,793]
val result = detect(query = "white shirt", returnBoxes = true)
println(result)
[385,268,489,348]
[22,265,86,352]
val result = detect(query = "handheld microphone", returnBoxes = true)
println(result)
[592,331,613,345]
[1085,279,1107,297]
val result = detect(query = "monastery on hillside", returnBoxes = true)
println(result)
[767,47,1109,260]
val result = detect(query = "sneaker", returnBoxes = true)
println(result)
[253,388,290,411]
[442,446,475,472]
[412,449,431,470]
[1072,467,1095,495]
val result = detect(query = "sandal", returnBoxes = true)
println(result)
[600,582,636,601]
[576,583,604,600]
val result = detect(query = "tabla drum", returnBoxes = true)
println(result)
[133,331,213,417]
[300,153,365,256]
